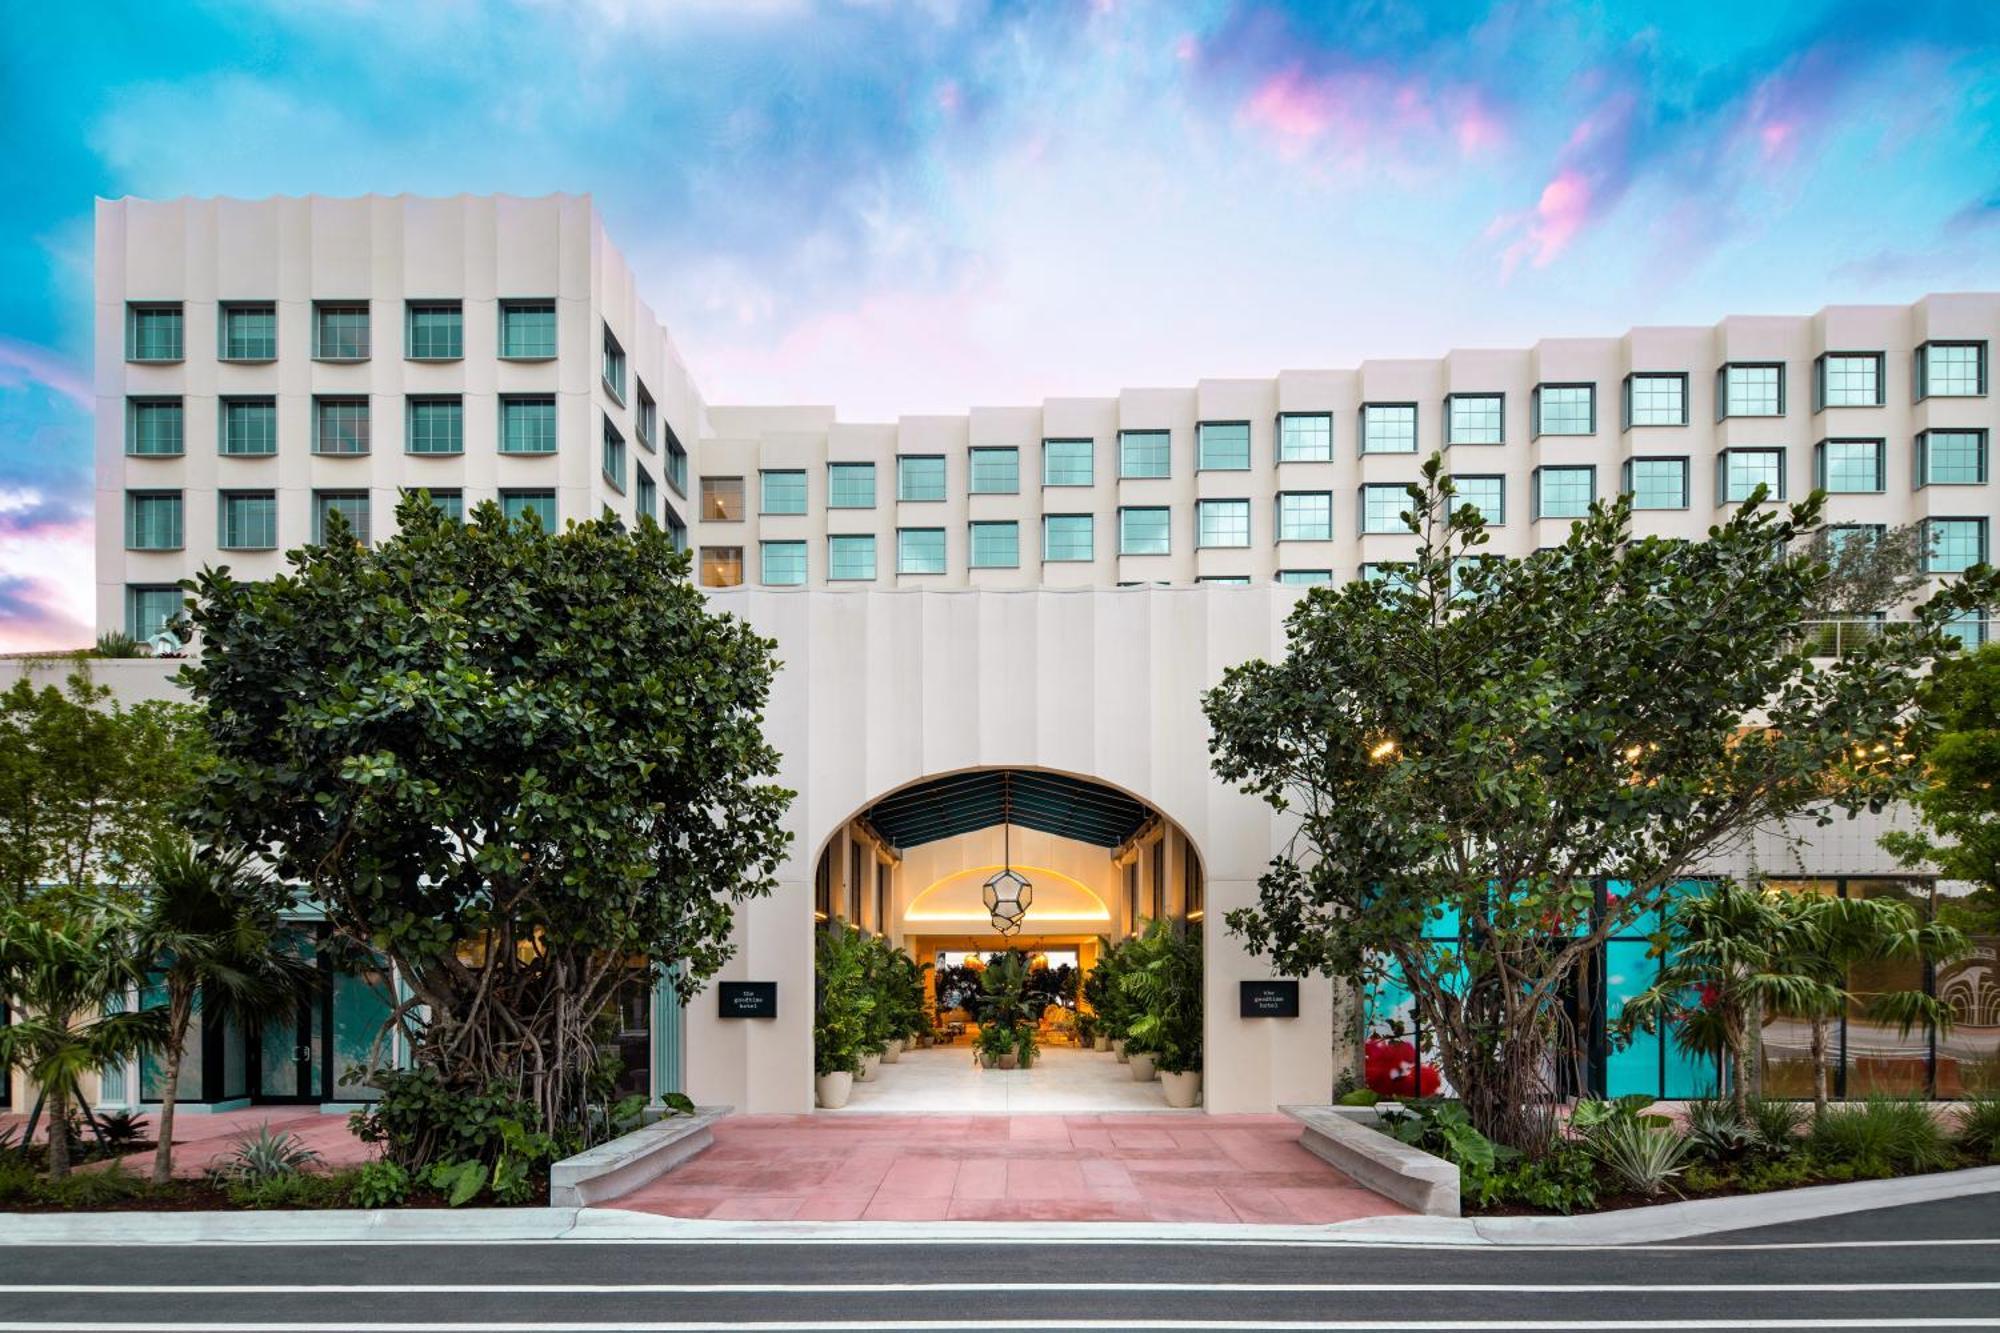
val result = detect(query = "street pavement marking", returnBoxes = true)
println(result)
[3,1318,1999,1331]
[20,1234,2000,1251]
[4,1281,1999,1295]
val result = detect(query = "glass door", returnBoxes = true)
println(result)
[257,931,321,1102]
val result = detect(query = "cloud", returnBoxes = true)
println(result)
[0,337,89,411]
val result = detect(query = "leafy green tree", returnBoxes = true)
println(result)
[136,837,322,1184]
[180,497,792,1146]
[1883,644,2000,932]
[1204,456,1993,1147]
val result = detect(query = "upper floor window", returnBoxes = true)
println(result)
[218,491,278,551]
[1451,475,1504,527]
[1360,483,1411,534]
[635,465,656,524]
[897,527,947,575]
[406,396,464,455]
[1276,491,1332,541]
[601,418,627,491]
[1445,395,1502,446]
[219,302,277,361]
[125,490,184,550]
[499,395,557,454]
[126,303,184,362]
[761,469,808,515]
[761,540,807,586]
[1119,430,1171,478]
[829,461,876,508]
[1279,413,1333,461]
[1361,403,1417,454]
[1816,352,1884,409]
[897,454,945,501]
[699,545,743,587]
[1532,384,1594,437]
[1718,447,1785,503]
[1917,341,1987,399]
[126,585,184,640]
[663,502,687,552]
[219,397,276,456]
[1119,506,1170,556]
[1278,569,1332,585]
[828,533,876,581]
[970,446,1019,494]
[1624,373,1687,428]
[312,396,370,455]
[405,302,463,360]
[1043,514,1094,562]
[1915,430,1988,487]
[1360,562,1415,590]
[702,475,744,522]
[1197,498,1251,548]
[1198,576,1251,585]
[1043,438,1094,486]
[663,429,688,497]
[500,300,557,359]
[126,398,184,457]
[1924,517,1988,573]
[1815,438,1886,494]
[1197,421,1251,470]
[969,520,1020,569]
[1533,465,1595,519]
[313,489,372,545]
[1623,457,1689,510]
[312,302,370,360]
[600,324,627,403]
[635,383,656,451]
[1720,363,1784,418]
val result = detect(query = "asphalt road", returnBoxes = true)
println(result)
[0,1198,1995,1332]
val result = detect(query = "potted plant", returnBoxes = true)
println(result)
[1123,918,1201,1100]
[813,925,874,1109]
[976,1021,1015,1069]
[1014,1021,1039,1070]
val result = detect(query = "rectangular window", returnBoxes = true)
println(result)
[1043,514,1094,562]
[1197,498,1251,548]
[219,302,276,360]
[125,491,183,550]
[1624,373,1688,428]
[217,491,277,550]
[313,302,369,360]
[1197,421,1251,470]
[1718,448,1785,502]
[1816,353,1884,409]
[601,419,626,491]
[126,586,183,639]
[1451,475,1504,526]
[1118,506,1170,555]
[700,546,744,587]
[761,540,807,586]
[1624,457,1689,510]
[1816,439,1886,494]
[702,475,744,522]
[1360,483,1410,534]
[897,454,946,501]
[1534,466,1595,519]
[499,489,556,532]
[1720,363,1784,418]
[1361,404,1418,454]
[1198,576,1251,585]
[499,396,557,454]
[1279,413,1334,461]
[664,433,688,496]
[126,303,183,361]
[219,397,276,456]
[417,488,463,522]
[312,490,371,544]
[635,383,656,451]
[1119,429,1172,477]
[127,398,184,456]
[634,466,656,523]
[897,527,946,574]
[761,469,808,515]
[1043,438,1094,487]
[405,302,463,360]
[1278,569,1332,585]
[499,300,557,358]
[1533,384,1594,436]
[1361,562,1414,589]
[405,397,463,455]
[1925,518,1988,573]
[601,325,627,402]
[829,534,877,580]
[1916,430,1988,486]
[1917,341,1987,399]
[312,397,370,455]
[1445,395,1503,445]
[1276,491,1332,541]
[970,447,1019,494]
[663,503,686,551]
[829,462,876,508]
[969,520,1019,568]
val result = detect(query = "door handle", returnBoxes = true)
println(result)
[294,1045,312,1064]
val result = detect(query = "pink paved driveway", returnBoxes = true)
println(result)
[615,1113,1408,1224]
[1,1107,373,1178]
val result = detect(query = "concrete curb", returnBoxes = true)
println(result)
[548,1105,728,1207]
[1281,1103,1458,1216]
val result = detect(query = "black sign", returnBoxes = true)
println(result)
[1240,980,1300,1019]
[718,982,777,1019]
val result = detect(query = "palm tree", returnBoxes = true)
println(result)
[0,905,170,1179]
[137,838,319,1184]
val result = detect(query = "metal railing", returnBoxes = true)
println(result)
[1795,618,1994,658]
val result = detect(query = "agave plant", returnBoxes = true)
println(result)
[1682,1099,1762,1163]
[1589,1117,1693,1197]
[208,1124,322,1185]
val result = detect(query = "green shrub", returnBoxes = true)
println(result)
[427,1160,488,1207]
[97,1111,150,1149]
[207,1125,321,1185]
[1679,1163,1729,1194]
[1378,1099,1498,1172]
[1746,1097,1807,1153]
[349,1160,411,1209]
[1808,1097,1955,1176]
[1684,1099,1761,1163]
[1737,1153,1820,1193]
[1588,1118,1692,1197]
[1954,1094,2000,1163]
[227,1172,346,1210]
[1337,1088,1381,1107]
[350,1068,558,1173]
[1462,1141,1599,1214]
[0,1157,38,1204]
[38,1162,148,1208]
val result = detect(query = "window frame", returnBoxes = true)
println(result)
[403,300,464,362]
[601,417,627,493]
[1449,474,1506,527]
[1531,383,1596,438]
[1277,412,1335,461]
[1196,420,1252,471]
[896,526,948,576]
[1717,362,1786,420]
[1117,505,1171,556]
[1923,517,1989,574]
[600,323,627,404]
[1196,497,1252,549]
[1042,513,1095,563]
[1359,483,1413,535]
[1042,438,1095,487]
[1360,402,1419,455]
[1118,429,1172,479]
[1274,490,1333,542]
[968,519,1021,569]
[1914,429,1989,488]
[125,397,185,458]
[1916,341,1988,400]
[125,302,184,363]
[896,454,947,502]
[218,395,277,457]
[701,475,746,523]
[311,301,371,361]
[1716,447,1787,504]
[1814,351,1886,410]
[498,299,558,360]
[1443,393,1504,446]
[216,489,279,552]
[311,395,371,456]
[498,394,558,455]
[969,446,1020,495]
[217,300,278,363]
[759,539,808,587]
[1814,438,1887,494]
[1277,569,1333,585]
[698,545,744,588]
[311,489,372,545]
[1532,464,1597,520]
[404,395,465,456]
[1622,456,1691,511]
[124,489,184,551]
[760,469,809,516]
[827,533,877,581]
[1621,372,1689,429]
[828,461,877,509]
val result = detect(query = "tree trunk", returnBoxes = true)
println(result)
[153,988,192,1186]
[1809,1016,1830,1120]
[46,1081,71,1181]
[1728,1033,1750,1123]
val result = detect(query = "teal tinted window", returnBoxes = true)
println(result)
[1362,404,1417,453]
[897,527,946,574]
[1120,430,1171,477]
[1043,438,1093,486]
[1818,354,1882,408]
[1721,364,1783,417]
[969,520,1019,568]
[1918,342,1985,398]
[127,304,183,361]
[220,397,276,456]
[897,455,945,501]
[405,303,462,359]
[829,462,875,508]
[1360,562,1414,589]
[313,303,369,359]
[1119,506,1169,555]
[635,385,656,449]
[1926,518,1988,573]
[1625,374,1686,427]
[313,397,370,454]
[829,534,876,580]
[634,467,656,523]
[663,504,687,551]
[1199,576,1251,585]
[968,447,1018,494]
[406,397,463,454]
[1535,466,1594,518]
[601,325,627,401]
[500,489,556,531]
[1198,499,1250,548]
[602,420,627,490]
[1445,395,1502,445]
[127,398,184,456]
[417,489,463,521]
[1197,422,1250,470]
[500,300,557,358]
[1043,514,1093,562]
[1277,491,1331,541]
[220,302,276,360]
[1279,414,1333,461]
[1360,484,1408,533]
[499,396,557,454]
[126,585,183,639]
[761,540,807,586]
[761,470,808,515]
[1719,449,1784,502]
[665,438,688,495]
[1625,457,1688,509]
[1817,439,1884,493]
[125,491,183,549]
[1918,430,1987,486]
[1278,569,1332,584]
[312,490,371,544]
[1451,475,1504,526]
[218,491,277,550]
[1533,385,1593,436]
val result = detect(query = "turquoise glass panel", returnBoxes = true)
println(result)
[332,963,393,1100]
[1603,939,1661,1098]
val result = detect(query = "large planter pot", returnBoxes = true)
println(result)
[1113,1039,1129,1063]
[883,1039,903,1064]
[1093,1036,1111,1053]
[857,1052,882,1082]
[998,1052,1019,1070]
[1129,1051,1157,1081]
[816,1071,854,1109]
[1160,1069,1202,1108]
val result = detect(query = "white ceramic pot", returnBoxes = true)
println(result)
[1160,1069,1202,1108]
[1113,1039,1129,1063]
[1129,1051,1157,1081]
[883,1039,903,1064]
[857,1052,882,1082]
[816,1071,854,1109]
[1093,1036,1111,1053]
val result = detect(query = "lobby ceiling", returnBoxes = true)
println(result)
[865,769,1151,851]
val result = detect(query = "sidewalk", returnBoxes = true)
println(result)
[0,1106,372,1178]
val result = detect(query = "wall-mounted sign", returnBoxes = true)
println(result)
[718,981,777,1019]
[1239,980,1300,1019]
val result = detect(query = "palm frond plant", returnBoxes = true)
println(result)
[206,1123,323,1186]
[1121,918,1203,1075]
[812,924,874,1079]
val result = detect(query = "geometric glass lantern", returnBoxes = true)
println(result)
[983,820,1033,937]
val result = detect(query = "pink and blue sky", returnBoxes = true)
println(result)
[2,0,1997,649]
